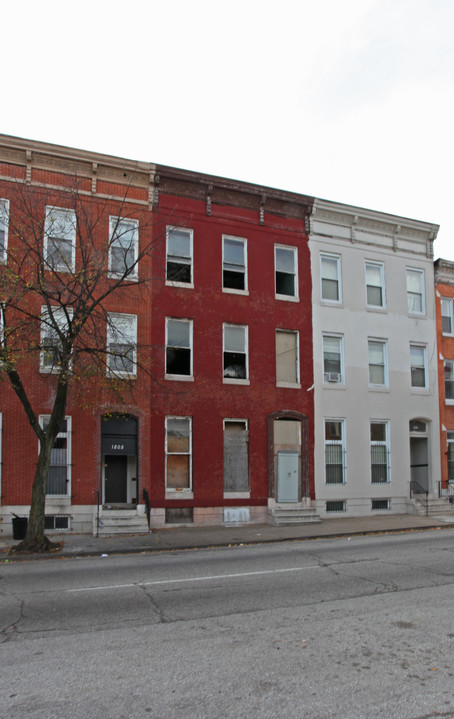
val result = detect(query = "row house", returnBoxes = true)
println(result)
[0,135,316,536]
[310,200,441,517]
[434,259,454,496]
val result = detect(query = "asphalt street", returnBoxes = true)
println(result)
[1,530,454,719]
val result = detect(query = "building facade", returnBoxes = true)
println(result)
[434,259,454,495]
[0,135,316,536]
[310,199,441,516]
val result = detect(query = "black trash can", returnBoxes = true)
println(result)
[12,517,28,540]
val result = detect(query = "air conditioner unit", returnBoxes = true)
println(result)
[327,372,341,382]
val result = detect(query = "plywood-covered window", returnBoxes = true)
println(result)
[223,420,249,492]
[276,330,299,385]
[166,417,192,490]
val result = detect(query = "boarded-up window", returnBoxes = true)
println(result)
[224,421,249,492]
[276,330,298,384]
[166,417,191,490]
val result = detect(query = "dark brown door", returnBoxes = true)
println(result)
[105,455,127,503]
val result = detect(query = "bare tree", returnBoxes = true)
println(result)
[0,179,158,552]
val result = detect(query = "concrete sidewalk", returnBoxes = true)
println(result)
[1,513,454,561]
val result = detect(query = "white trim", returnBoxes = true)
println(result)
[40,305,73,373]
[44,206,76,273]
[108,215,139,280]
[165,317,193,379]
[323,418,346,485]
[275,244,299,300]
[406,267,425,316]
[222,234,248,293]
[276,328,300,386]
[322,333,344,385]
[365,260,386,310]
[106,312,137,378]
[165,416,192,492]
[166,226,193,287]
[0,198,9,263]
[410,343,428,390]
[368,337,388,388]
[39,415,72,498]
[320,252,342,304]
[223,322,249,382]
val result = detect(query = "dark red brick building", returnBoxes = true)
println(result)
[0,136,316,536]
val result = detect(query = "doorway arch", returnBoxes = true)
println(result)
[267,410,309,502]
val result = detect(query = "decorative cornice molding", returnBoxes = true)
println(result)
[435,258,454,285]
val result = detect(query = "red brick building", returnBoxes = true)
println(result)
[435,258,454,495]
[0,136,316,536]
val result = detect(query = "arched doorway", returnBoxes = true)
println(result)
[409,418,430,494]
[101,414,138,506]
[267,410,309,503]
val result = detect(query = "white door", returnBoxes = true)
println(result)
[277,451,299,502]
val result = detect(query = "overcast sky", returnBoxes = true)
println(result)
[2,0,453,258]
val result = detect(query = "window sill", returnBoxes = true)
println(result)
[277,382,301,389]
[222,288,249,296]
[223,378,250,385]
[165,490,193,500]
[166,281,194,289]
[108,272,138,282]
[165,374,194,382]
[321,300,343,307]
[408,312,426,319]
[446,399,454,405]
[224,492,251,499]
[106,372,137,380]
[275,294,299,303]
[368,385,390,392]
[366,305,387,313]
[322,382,345,389]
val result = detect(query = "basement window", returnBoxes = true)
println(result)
[44,515,70,530]
[371,499,390,511]
[326,500,346,513]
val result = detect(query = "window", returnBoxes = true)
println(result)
[44,207,76,272]
[275,245,298,299]
[40,306,73,372]
[109,216,138,278]
[406,268,425,314]
[224,420,249,493]
[444,360,454,401]
[365,261,385,308]
[0,198,9,263]
[326,500,346,513]
[166,227,193,285]
[166,318,192,377]
[276,330,299,385]
[372,499,390,511]
[40,416,71,496]
[320,253,341,302]
[106,312,137,377]
[410,344,427,388]
[370,421,390,483]
[223,235,247,292]
[324,420,345,484]
[166,417,192,491]
[448,432,454,482]
[368,340,388,387]
[441,298,453,335]
[44,515,70,530]
[223,324,248,380]
[323,334,343,384]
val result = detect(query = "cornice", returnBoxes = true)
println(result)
[435,258,454,286]
[310,198,439,258]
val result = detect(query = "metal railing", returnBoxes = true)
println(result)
[410,480,429,515]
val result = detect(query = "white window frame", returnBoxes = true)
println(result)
[39,415,72,497]
[370,420,390,484]
[108,216,139,280]
[165,318,193,380]
[324,419,346,485]
[223,418,250,497]
[40,305,73,373]
[320,253,341,304]
[222,235,248,294]
[406,268,425,315]
[276,329,300,387]
[223,323,249,384]
[106,312,137,378]
[410,343,427,389]
[0,198,9,264]
[322,334,344,385]
[275,244,298,301]
[166,226,193,287]
[441,298,453,335]
[447,431,454,482]
[44,206,76,273]
[444,359,454,403]
[365,261,386,309]
[368,339,388,388]
[165,416,192,493]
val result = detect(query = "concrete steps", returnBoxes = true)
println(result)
[271,506,321,526]
[411,496,454,516]
[94,509,149,536]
